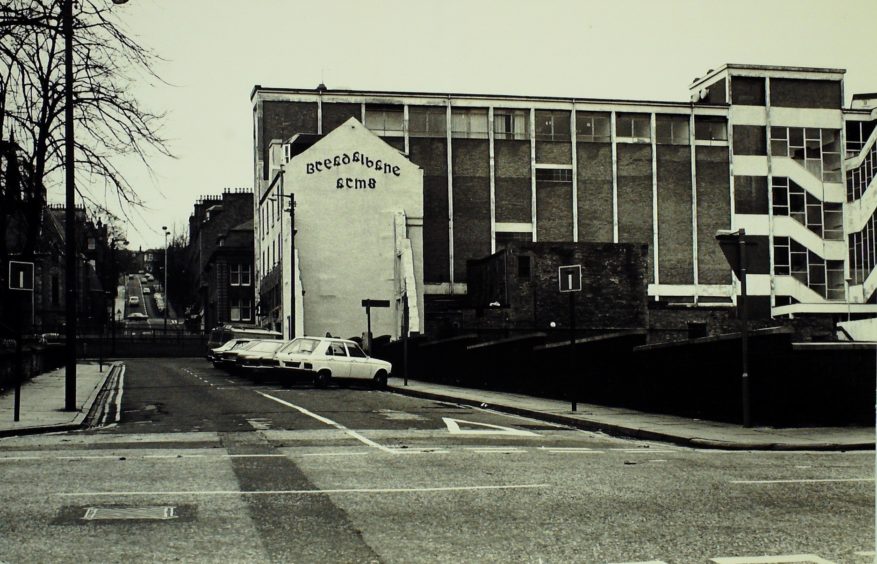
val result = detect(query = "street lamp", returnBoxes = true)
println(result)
[163,226,169,333]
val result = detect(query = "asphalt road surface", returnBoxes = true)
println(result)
[0,358,872,563]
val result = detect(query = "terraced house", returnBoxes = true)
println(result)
[251,64,877,341]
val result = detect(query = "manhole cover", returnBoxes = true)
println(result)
[82,506,177,521]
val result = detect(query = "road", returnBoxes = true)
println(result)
[122,274,172,331]
[0,358,872,563]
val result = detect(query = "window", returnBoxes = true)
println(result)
[230,299,252,321]
[493,109,529,140]
[231,264,251,286]
[325,342,347,356]
[346,343,367,358]
[535,110,570,141]
[770,127,841,183]
[694,117,728,143]
[495,231,533,250]
[615,113,650,142]
[451,108,489,139]
[409,107,447,137]
[655,116,690,145]
[576,112,611,142]
[364,105,403,136]
[774,236,844,300]
[535,168,572,182]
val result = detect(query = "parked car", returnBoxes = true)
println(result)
[275,336,392,388]
[207,338,252,363]
[128,296,140,306]
[233,339,291,377]
[142,287,151,294]
[213,339,261,369]
[207,324,282,357]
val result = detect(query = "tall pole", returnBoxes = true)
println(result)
[163,228,169,333]
[63,0,77,411]
[739,230,751,428]
[569,291,576,412]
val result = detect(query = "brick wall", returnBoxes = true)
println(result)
[452,139,491,278]
[409,138,450,283]
[576,143,613,242]
[616,144,654,280]
[536,141,571,164]
[656,145,693,284]
[535,184,573,241]
[260,101,318,179]
[495,140,531,224]
[695,146,732,285]
[322,103,360,133]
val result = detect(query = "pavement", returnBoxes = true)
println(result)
[0,362,116,437]
[0,363,872,450]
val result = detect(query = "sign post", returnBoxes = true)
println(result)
[8,260,35,422]
[558,265,582,412]
[716,229,752,428]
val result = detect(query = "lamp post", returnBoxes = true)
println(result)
[62,0,130,410]
[163,226,169,333]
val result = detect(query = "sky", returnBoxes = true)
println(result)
[72,0,877,251]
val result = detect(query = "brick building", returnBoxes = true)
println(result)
[251,64,877,341]
[184,189,255,333]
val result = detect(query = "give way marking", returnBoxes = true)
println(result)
[442,417,539,437]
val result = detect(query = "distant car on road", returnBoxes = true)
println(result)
[126,312,148,320]
[275,336,392,388]
[142,287,151,294]
[128,296,140,306]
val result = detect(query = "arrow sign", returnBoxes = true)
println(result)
[558,265,582,293]
[442,417,539,437]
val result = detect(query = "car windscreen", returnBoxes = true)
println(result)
[280,338,320,355]
[231,340,259,351]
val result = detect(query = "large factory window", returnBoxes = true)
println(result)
[409,107,447,137]
[615,113,650,143]
[575,112,611,143]
[364,105,403,136]
[656,115,690,145]
[535,110,570,142]
[451,108,489,139]
[494,109,530,140]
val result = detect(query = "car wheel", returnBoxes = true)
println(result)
[373,370,388,389]
[315,370,331,388]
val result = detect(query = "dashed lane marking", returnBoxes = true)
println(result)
[56,483,551,497]
[710,554,836,563]
[731,478,873,485]
[540,447,604,454]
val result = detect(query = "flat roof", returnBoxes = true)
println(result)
[690,63,846,89]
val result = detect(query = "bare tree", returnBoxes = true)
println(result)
[0,0,172,218]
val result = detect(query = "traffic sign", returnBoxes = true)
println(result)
[558,265,582,292]
[8,261,35,291]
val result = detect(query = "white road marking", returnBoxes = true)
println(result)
[0,456,42,461]
[442,417,540,437]
[611,448,677,454]
[609,561,668,564]
[300,452,369,457]
[256,391,397,454]
[710,554,835,563]
[540,447,603,454]
[731,478,873,485]
[57,483,551,497]
[464,447,526,454]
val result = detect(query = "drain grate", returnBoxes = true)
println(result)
[82,506,177,521]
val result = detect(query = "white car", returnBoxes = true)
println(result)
[142,287,151,294]
[128,296,140,306]
[126,312,148,320]
[275,336,392,388]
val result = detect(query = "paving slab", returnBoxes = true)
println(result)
[0,362,114,437]
[387,377,875,451]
